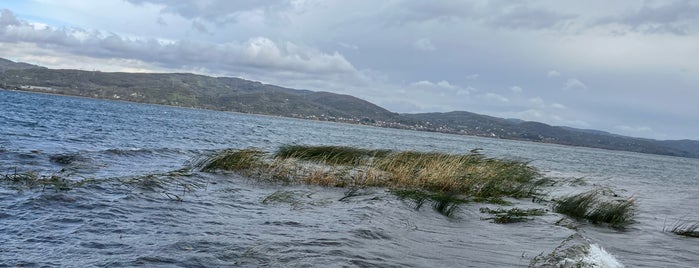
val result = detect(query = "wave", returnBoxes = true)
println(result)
[530,234,624,268]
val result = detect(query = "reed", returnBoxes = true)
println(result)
[2,171,78,191]
[553,189,636,228]
[274,145,391,165]
[392,189,467,217]
[670,221,699,238]
[198,148,265,172]
[198,145,549,216]
[480,207,547,224]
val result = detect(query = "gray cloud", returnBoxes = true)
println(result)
[0,9,356,77]
[487,4,577,30]
[125,0,290,24]
[385,0,576,30]
[0,9,21,26]
[596,0,699,34]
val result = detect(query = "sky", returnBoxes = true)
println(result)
[1,0,698,140]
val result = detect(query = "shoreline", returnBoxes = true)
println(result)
[2,87,695,160]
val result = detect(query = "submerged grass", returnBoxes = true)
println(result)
[1,170,91,191]
[480,207,547,224]
[553,188,636,228]
[670,221,699,238]
[392,189,468,217]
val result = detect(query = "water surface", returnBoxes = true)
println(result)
[1,90,697,267]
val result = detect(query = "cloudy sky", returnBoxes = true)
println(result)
[1,0,698,140]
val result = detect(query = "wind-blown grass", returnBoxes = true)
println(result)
[198,148,265,172]
[1,170,91,191]
[274,145,391,165]
[670,221,699,238]
[199,145,545,198]
[198,145,549,217]
[553,189,636,228]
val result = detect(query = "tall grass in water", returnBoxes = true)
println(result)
[275,145,391,165]
[553,188,636,228]
[2,171,83,191]
[670,221,699,238]
[199,145,549,217]
[198,149,265,172]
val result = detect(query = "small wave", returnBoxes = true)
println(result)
[581,244,624,268]
[530,234,624,268]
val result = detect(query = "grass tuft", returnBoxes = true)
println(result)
[670,221,699,238]
[553,189,636,228]
[392,189,467,217]
[198,145,551,218]
[197,149,265,172]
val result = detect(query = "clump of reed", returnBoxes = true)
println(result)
[480,207,547,224]
[198,145,549,217]
[274,145,391,165]
[1,170,83,191]
[392,189,467,217]
[553,188,636,228]
[197,148,265,172]
[669,221,699,238]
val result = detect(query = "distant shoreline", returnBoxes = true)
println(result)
[3,87,696,160]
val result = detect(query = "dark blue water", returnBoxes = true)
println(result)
[1,89,698,267]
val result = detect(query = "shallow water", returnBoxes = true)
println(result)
[1,89,698,267]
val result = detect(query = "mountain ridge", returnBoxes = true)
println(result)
[1,58,696,158]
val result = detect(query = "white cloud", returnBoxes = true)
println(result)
[547,70,561,77]
[510,86,523,93]
[413,38,436,51]
[0,10,357,77]
[551,103,567,109]
[528,97,545,107]
[338,42,358,50]
[481,92,509,103]
[563,78,587,90]
[410,80,456,90]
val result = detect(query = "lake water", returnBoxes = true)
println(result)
[1,89,697,267]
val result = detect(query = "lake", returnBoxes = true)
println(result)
[1,89,697,267]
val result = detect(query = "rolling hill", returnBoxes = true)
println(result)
[1,57,697,158]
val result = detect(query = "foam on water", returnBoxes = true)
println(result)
[581,244,624,268]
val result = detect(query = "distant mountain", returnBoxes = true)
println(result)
[405,112,699,158]
[0,65,401,123]
[1,57,697,158]
[0,58,44,71]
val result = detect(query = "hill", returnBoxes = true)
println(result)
[0,57,697,158]
[0,66,402,123]
[404,112,699,157]
[0,58,44,71]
